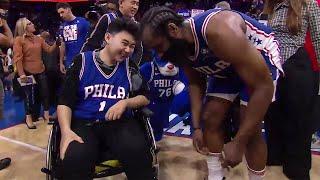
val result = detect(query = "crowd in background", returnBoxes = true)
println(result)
[1,0,265,37]
[0,0,269,113]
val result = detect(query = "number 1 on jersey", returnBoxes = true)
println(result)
[99,101,106,112]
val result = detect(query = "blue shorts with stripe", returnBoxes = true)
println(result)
[206,65,280,106]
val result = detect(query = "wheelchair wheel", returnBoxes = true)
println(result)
[42,123,60,180]
[47,127,54,180]
[142,115,159,179]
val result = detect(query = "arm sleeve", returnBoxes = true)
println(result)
[129,60,150,98]
[13,37,25,76]
[308,0,320,63]
[80,14,110,52]
[58,54,83,109]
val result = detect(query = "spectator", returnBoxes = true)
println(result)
[105,0,119,13]
[215,1,231,10]
[56,2,90,74]
[264,0,320,179]
[304,0,320,152]
[3,48,13,91]
[0,6,12,171]
[0,8,12,47]
[13,17,59,129]
[40,30,60,123]
[84,11,101,35]
[95,0,119,15]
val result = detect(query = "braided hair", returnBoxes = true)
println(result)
[140,6,184,36]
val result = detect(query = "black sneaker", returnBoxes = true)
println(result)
[0,158,11,170]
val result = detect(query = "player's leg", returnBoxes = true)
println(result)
[203,97,232,152]
[204,78,236,180]
[239,88,267,180]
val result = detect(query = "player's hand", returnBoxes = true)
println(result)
[192,129,209,155]
[60,64,66,74]
[105,100,127,121]
[19,75,28,83]
[60,129,84,160]
[221,140,245,168]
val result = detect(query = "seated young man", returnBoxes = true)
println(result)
[57,18,156,180]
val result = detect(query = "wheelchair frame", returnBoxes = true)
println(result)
[41,108,158,180]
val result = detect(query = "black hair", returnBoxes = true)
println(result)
[86,11,100,22]
[140,6,184,36]
[56,2,72,11]
[108,0,119,5]
[107,18,140,41]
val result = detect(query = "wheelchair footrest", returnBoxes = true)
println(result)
[94,160,124,178]
[94,166,124,178]
[41,167,51,175]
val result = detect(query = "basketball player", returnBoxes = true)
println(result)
[57,18,156,179]
[56,2,90,73]
[140,7,282,180]
[140,50,186,141]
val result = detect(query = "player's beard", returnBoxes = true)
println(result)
[162,38,191,66]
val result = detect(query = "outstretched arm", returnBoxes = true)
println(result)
[0,18,13,47]
[183,66,206,129]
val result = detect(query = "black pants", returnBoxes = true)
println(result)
[265,48,319,180]
[46,69,61,107]
[58,118,155,180]
[23,71,49,115]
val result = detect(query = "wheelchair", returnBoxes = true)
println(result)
[41,108,159,180]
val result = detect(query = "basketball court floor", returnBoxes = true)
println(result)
[1,92,320,180]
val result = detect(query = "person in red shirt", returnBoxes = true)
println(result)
[305,0,320,146]
[304,0,320,72]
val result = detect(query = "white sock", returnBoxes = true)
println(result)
[207,152,224,180]
[247,165,266,180]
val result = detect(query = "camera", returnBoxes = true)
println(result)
[0,10,8,20]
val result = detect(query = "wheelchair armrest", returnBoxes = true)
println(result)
[140,107,154,117]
